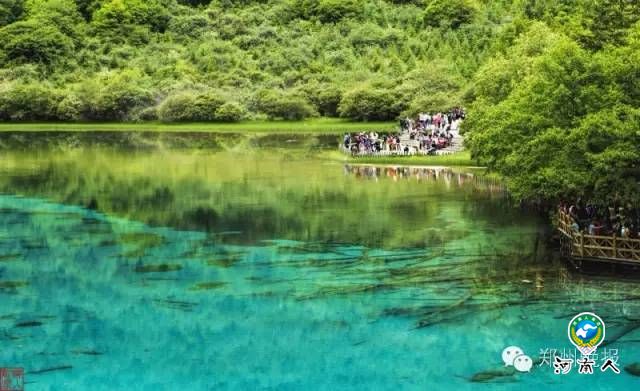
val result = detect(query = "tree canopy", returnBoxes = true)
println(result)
[464,19,640,206]
[0,0,516,122]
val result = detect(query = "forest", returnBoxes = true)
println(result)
[0,0,639,205]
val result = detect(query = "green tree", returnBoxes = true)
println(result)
[92,0,171,43]
[0,0,25,27]
[0,20,73,66]
[289,0,361,23]
[338,86,404,121]
[0,83,61,120]
[158,90,228,122]
[423,0,478,29]
[214,101,247,122]
[77,69,153,120]
[26,0,85,41]
[75,0,103,20]
[254,90,317,120]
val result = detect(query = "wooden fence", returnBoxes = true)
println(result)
[557,210,640,265]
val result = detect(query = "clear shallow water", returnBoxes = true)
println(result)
[0,145,639,390]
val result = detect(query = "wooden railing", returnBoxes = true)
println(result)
[557,210,640,265]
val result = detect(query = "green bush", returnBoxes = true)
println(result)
[77,70,154,120]
[56,94,82,120]
[289,0,361,23]
[403,92,459,117]
[254,90,317,120]
[168,14,209,39]
[214,101,247,122]
[26,0,85,41]
[158,90,227,122]
[92,0,171,43]
[0,20,73,66]
[423,0,477,29]
[158,92,196,122]
[0,83,61,120]
[0,0,25,27]
[137,106,159,121]
[338,86,405,121]
[349,23,402,48]
[301,83,342,117]
[178,0,212,6]
[75,0,102,20]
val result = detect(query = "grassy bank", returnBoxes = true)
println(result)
[323,151,477,167]
[0,118,395,134]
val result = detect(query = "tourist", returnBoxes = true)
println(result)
[621,223,630,238]
[342,108,464,156]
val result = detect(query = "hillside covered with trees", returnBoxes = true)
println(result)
[0,0,639,206]
[0,0,523,122]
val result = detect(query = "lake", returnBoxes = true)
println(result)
[0,133,638,390]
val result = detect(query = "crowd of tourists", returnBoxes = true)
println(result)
[342,108,465,156]
[400,108,465,133]
[561,200,639,239]
[343,132,411,154]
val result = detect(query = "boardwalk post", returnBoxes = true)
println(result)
[613,235,617,259]
[580,232,584,257]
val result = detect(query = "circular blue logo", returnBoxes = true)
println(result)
[568,312,605,355]
[575,319,598,341]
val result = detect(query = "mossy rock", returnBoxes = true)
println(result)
[207,257,240,268]
[625,363,640,377]
[118,233,165,248]
[0,281,29,289]
[134,264,183,273]
[0,254,21,262]
[470,367,516,383]
[190,282,228,291]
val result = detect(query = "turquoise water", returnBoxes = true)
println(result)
[0,146,639,390]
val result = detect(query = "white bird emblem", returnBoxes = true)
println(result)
[576,323,597,339]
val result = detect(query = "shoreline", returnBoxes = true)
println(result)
[0,119,395,134]
[329,151,476,168]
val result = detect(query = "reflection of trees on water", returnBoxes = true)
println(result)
[344,164,505,194]
[0,149,528,249]
[0,132,339,151]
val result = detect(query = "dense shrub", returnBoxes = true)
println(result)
[178,0,212,6]
[338,87,405,121]
[403,92,459,117]
[92,0,171,43]
[0,0,24,27]
[301,83,342,117]
[56,94,82,120]
[75,0,102,20]
[254,90,317,120]
[0,20,73,66]
[0,83,61,120]
[158,90,228,122]
[214,101,247,122]
[349,23,402,48]
[168,14,210,39]
[26,0,85,40]
[77,70,154,120]
[288,0,361,23]
[423,0,477,29]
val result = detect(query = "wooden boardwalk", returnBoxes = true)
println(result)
[557,210,640,266]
